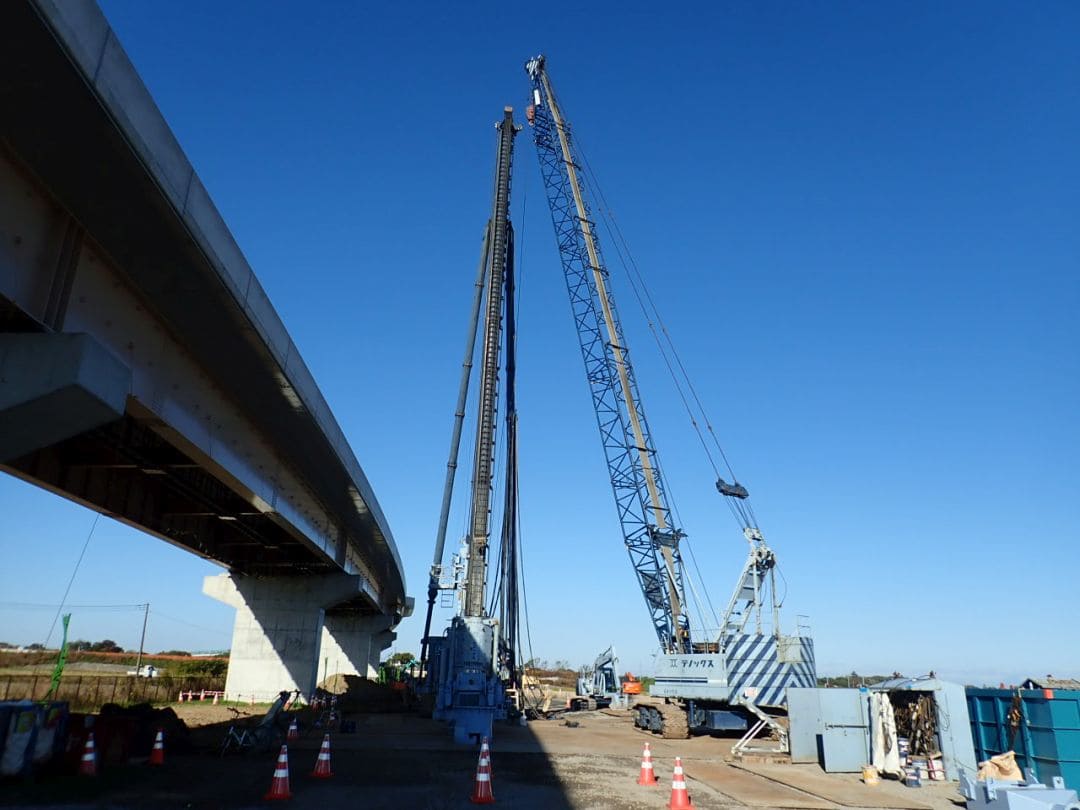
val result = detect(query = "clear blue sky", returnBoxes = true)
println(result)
[2,1,1077,685]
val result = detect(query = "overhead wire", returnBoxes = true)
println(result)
[45,513,100,647]
[149,609,231,638]
[0,602,143,612]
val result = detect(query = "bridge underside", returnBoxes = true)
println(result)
[6,414,351,579]
[0,0,410,697]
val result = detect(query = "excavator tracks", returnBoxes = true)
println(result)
[657,702,690,739]
[634,700,690,739]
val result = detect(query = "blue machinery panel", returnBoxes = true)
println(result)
[968,688,1080,788]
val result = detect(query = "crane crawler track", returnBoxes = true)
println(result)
[634,699,690,739]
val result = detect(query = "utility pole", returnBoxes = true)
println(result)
[134,602,149,675]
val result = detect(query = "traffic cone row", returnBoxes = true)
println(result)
[261,736,335,800]
[470,736,495,804]
[634,744,694,808]
[82,727,166,776]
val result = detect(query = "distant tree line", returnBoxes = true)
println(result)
[818,671,900,688]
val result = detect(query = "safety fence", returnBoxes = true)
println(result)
[0,675,224,711]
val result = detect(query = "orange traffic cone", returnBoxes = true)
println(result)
[637,742,658,785]
[470,739,495,804]
[480,736,493,776]
[287,717,299,742]
[311,733,333,779]
[667,756,693,809]
[264,745,292,800]
[149,727,165,765]
[78,732,97,776]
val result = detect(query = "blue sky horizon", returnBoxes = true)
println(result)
[2,1,1077,687]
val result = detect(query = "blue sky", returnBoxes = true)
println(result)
[2,1,1077,685]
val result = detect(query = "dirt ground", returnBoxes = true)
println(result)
[0,704,966,810]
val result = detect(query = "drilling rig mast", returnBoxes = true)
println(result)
[421,107,523,744]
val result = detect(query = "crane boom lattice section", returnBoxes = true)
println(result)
[526,58,690,654]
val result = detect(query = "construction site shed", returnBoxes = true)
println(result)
[968,687,1080,788]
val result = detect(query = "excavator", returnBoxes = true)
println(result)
[523,55,816,746]
[571,648,645,711]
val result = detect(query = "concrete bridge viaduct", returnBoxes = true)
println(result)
[0,0,412,699]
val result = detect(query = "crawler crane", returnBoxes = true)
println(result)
[524,55,816,744]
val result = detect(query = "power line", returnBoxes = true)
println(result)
[45,513,100,647]
[150,609,231,638]
[0,602,144,611]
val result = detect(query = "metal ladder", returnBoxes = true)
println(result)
[731,696,789,758]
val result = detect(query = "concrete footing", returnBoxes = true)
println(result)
[203,573,396,702]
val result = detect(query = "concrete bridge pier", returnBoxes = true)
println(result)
[320,614,397,681]
[204,572,390,701]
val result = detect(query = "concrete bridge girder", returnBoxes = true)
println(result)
[0,148,367,581]
[0,0,413,699]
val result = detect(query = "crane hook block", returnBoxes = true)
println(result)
[716,478,749,499]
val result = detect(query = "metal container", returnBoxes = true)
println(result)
[968,688,1080,788]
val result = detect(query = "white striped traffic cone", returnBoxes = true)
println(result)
[78,732,97,777]
[311,733,332,779]
[264,745,292,800]
[667,756,693,808]
[637,742,658,785]
[470,737,494,804]
[148,727,165,765]
[480,736,493,777]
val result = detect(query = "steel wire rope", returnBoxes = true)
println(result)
[660,480,722,635]
[569,133,745,630]
[561,130,720,631]
[573,133,747,499]
[44,513,100,647]
[556,99,789,652]
[512,173,538,676]
[569,127,740,633]
[579,165,753,539]
[485,173,527,623]
[484,299,509,619]
[775,566,789,610]
[572,136,802,641]
[516,503,537,674]
[583,170,722,484]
